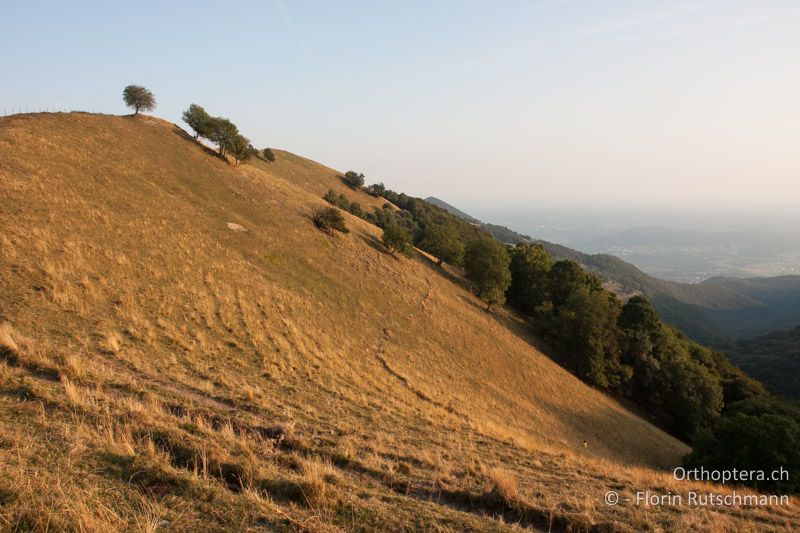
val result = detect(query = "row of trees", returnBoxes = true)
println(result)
[182,104,254,165]
[504,243,742,439]
[323,189,365,219]
[502,243,800,491]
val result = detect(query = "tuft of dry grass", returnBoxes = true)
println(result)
[61,376,87,407]
[0,323,20,363]
[300,457,338,506]
[487,468,519,507]
[62,354,87,380]
[103,332,122,354]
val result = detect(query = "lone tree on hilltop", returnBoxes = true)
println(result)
[342,171,365,189]
[123,85,156,115]
[463,237,511,312]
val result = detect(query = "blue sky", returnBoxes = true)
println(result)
[2,1,799,209]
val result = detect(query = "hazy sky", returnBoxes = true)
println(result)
[2,1,798,209]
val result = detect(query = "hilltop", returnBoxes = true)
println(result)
[1,113,796,531]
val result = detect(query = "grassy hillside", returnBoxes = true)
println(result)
[1,112,796,531]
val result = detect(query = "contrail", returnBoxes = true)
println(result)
[271,0,333,88]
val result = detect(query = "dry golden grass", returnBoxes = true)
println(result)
[488,468,519,506]
[0,112,796,531]
[0,323,20,360]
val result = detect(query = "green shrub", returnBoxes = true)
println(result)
[381,223,411,255]
[342,171,365,189]
[311,206,349,235]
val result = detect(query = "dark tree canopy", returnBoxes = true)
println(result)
[463,237,511,311]
[547,260,600,307]
[381,223,412,256]
[123,85,156,115]
[366,182,386,197]
[263,148,276,162]
[182,104,213,139]
[507,243,551,314]
[342,171,365,189]
[419,223,464,266]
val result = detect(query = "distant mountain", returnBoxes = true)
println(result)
[426,196,534,245]
[428,196,800,343]
[720,326,800,399]
[424,197,479,223]
[576,225,791,248]
[573,225,800,283]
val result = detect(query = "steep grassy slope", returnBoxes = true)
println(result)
[1,113,796,531]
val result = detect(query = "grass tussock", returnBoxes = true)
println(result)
[300,457,338,506]
[0,323,20,364]
[487,468,519,507]
[103,332,122,354]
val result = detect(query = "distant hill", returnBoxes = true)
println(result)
[720,326,800,399]
[573,225,800,282]
[577,225,791,248]
[425,197,535,245]
[424,196,479,223]
[427,197,800,343]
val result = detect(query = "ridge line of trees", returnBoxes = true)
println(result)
[182,104,255,165]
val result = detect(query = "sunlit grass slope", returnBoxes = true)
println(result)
[0,112,796,531]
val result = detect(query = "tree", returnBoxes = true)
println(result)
[367,182,386,197]
[228,136,254,166]
[617,295,664,396]
[463,237,511,311]
[206,117,240,157]
[381,223,412,256]
[685,410,800,493]
[263,148,276,162]
[507,243,552,314]
[547,260,599,308]
[659,355,723,439]
[311,206,349,235]
[342,171,365,189]
[122,85,156,115]
[348,201,364,219]
[182,104,213,139]
[549,289,622,387]
[419,223,464,266]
